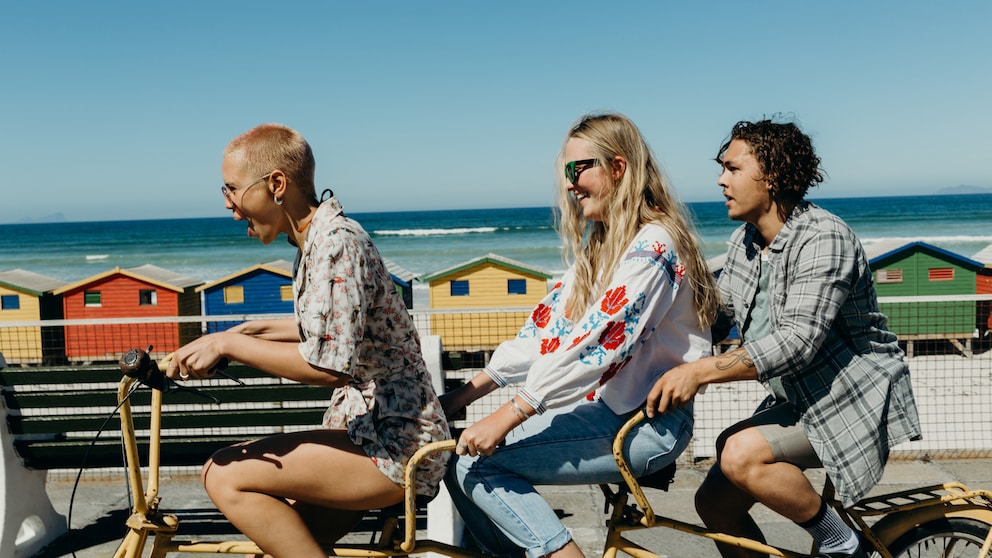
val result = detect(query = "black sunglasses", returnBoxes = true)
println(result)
[564,159,599,185]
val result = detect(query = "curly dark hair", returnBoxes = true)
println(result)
[716,119,824,207]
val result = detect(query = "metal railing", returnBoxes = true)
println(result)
[1,295,990,460]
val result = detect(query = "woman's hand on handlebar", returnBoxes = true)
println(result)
[166,334,229,381]
[455,410,516,458]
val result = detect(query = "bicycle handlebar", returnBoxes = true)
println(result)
[120,347,231,391]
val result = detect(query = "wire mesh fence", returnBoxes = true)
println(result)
[1,296,990,461]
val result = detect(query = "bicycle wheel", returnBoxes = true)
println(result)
[887,517,992,558]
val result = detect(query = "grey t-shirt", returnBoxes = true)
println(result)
[747,254,787,401]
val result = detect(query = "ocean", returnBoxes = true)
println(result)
[2,194,990,305]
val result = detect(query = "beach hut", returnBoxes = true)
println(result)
[383,258,417,309]
[197,260,294,332]
[53,265,203,363]
[0,270,67,365]
[869,241,983,356]
[972,244,992,338]
[420,253,552,351]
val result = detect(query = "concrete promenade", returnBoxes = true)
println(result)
[36,456,992,558]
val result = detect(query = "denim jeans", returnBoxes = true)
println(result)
[445,399,693,558]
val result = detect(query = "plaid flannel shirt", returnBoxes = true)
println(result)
[719,202,922,505]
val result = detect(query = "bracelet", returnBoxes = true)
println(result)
[510,399,530,422]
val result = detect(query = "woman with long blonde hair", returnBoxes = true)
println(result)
[442,113,718,558]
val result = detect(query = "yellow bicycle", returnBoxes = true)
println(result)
[111,350,992,558]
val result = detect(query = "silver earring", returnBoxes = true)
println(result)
[274,196,283,206]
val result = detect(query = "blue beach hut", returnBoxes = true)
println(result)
[383,258,417,309]
[197,260,294,332]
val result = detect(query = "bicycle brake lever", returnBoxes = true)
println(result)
[164,380,222,404]
[210,358,245,385]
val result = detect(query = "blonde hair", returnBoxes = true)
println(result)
[225,123,318,204]
[556,113,718,329]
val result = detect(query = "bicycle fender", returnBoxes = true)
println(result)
[868,502,992,547]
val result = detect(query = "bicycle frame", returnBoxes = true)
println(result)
[606,411,992,558]
[111,373,481,558]
[112,367,992,558]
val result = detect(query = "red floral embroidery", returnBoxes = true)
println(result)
[568,331,591,349]
[601,286,628,315]
[531,304,552,328]
[540,337,561,354]
[598,321,626,350]
[653,241,668,254]
[599,355,631,386]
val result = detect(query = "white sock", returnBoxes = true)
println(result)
[800,499,858,555]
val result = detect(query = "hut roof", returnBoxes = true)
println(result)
[196,260,293,292]
[383,258,417,284]
[862,239,914,262]
[0,269,68,296]
[421,253,552,283]
[972,244,992,267]
[869,241,983,271]
[53,264,203,295]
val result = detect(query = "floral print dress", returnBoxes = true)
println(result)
[294,197,450,497]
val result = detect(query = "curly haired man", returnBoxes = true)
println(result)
[647,119,921,558]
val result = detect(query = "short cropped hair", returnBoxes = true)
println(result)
[225,123,317,202]
[717,119,824,205]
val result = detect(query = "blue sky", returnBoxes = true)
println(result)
[1,1,989,223]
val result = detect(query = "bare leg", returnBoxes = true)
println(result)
[695,464,767,558]
[202,429,404,558]
[295,502,367,545]
[695,426,824,558]
[719,427,821,523]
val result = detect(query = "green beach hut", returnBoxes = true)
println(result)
[869,241,982,356]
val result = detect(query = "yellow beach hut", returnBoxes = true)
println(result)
[420,253,552,351]
[0,269,67,365]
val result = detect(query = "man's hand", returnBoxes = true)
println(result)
[646,362,702,418]
[647,348,758,417]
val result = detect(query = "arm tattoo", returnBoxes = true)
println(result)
[714,348,754,371]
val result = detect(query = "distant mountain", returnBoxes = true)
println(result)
[936,185,992,195]
[19,213,67,223]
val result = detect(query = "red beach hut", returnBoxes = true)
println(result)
[973,244,992,338]
[52,265,203,363]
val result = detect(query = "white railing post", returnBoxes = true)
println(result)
[0,352,67,558]
[420,335,465,554]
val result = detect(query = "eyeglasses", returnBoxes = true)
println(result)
[564,159,598,185]
[221,173,272,199]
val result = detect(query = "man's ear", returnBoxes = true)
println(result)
[611,156,627,181]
